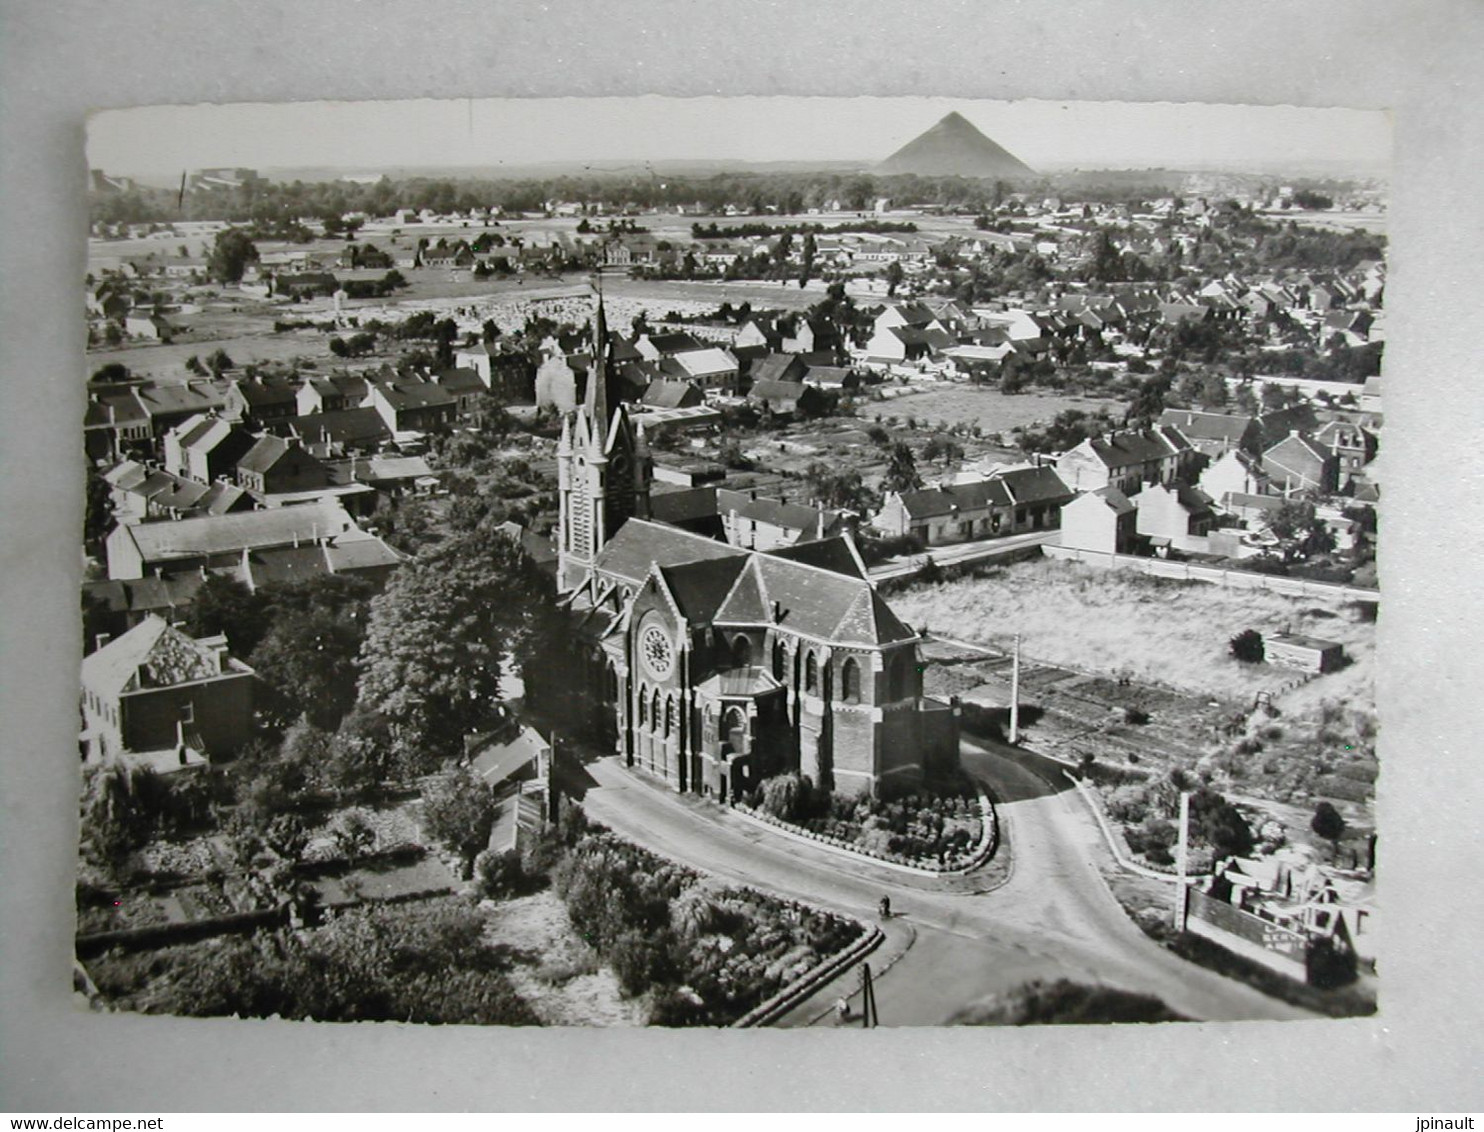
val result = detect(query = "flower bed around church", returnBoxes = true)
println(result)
[737,773,994,872]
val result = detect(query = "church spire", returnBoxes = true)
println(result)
[584,278,610,439]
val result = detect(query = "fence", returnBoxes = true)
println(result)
[1044,545,1380,603]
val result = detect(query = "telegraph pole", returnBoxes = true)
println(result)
[859,962,879,1028]
[1173,790,1191,933]
[1008,634,1022,744]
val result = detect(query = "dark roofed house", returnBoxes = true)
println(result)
[749,352,808,388]
[1159,408,1261,457]
[235,435,330,496]
[1055,427,1195,496]
[225,378,299,428]
[873,465,1071,545]
[274,272,340,298]
[367,378,458,434]
[289,407,392,457]
[297,374,370,417]
[1262,431,1339,497]
[748,379,820,417]
[641,380,703,410]
[162,414,256,484]
[134,382,228,437]
[432,366,489,415]
[635,331,706,362]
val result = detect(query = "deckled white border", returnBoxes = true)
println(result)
[3,0,1482,1113]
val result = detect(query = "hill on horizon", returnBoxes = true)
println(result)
[876,112,1036,180]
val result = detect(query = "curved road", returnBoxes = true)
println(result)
[574,739,1312,1025]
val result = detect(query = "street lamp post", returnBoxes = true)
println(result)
[1173,790,1191,933]
[1008,633,1021,745]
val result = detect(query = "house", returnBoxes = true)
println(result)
[1158,408,1261,457]
[1059,487,1137,554]
[1134,483,1217,551]
[79,616,255,768]
[104,500,403,586]
[641,380,704,410]
[83,574,210,638]
[431,366,489,415]
[288,407,392,457]
[84,392,152,462]
[133,382,228,437]
[123,312,173,341]
[420,243,475,269]
[1055,427,1195,495]
[864,324,954,367]
[162,414,256,484]
[297,374,370,417]
[635,331,706,362]
[659,346,739,392]
[802,366,859,392]
[274,272,340,298]
[1262,431,1339,497]
[453,342,497,387]
[351,454,437,496]
[365,377,458,435]
[748,379,820,417]
[1313,420,1378,490]
[1200,449,1271,505]
[749,352,808,388]
[225,378,299,428]
[236,435,329,496]
[873,466,1073,545]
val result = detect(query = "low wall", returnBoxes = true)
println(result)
[1185,887,1309,982]
[1043,545,1379,603]
[76,904,288,958]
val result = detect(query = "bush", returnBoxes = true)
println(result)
[1229,629,1265,664]
[474,849,526,899]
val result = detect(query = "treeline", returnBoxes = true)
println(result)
[92,170,1049,228]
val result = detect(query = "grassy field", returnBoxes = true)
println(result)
[858,386,1124,438]
[890,559,1376,712]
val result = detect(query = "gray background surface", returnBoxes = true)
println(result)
[2,0,1481,1111]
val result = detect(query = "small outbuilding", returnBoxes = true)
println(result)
[1265,632,1346,674]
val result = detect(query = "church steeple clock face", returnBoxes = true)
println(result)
[639,624,675,680]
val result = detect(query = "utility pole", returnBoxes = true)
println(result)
[1008,633,1022,744]
[859,962,879,1029]
[1173,790,1191,933]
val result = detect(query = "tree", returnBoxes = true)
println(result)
[881,441,922,494]
[420,767,498,878]
[206,348,235,377]
[357,527,552,758]
[185,575,268,656]
[1310,801,1347,855]
[802,462,874,514]
[207,228,260,284]
[249,608,363,730]
[1189,788,1255,860]
[884,260,905,297]
[333,811,376,862]
[1229,629,1265,664]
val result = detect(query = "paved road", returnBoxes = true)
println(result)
[574,740,1313,1025]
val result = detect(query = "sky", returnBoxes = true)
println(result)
[87,96,1391,178]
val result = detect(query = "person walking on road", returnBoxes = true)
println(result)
[879,895,891,920]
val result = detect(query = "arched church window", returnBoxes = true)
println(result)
[664,696,676,739]
[805,652,818,694]
[842,657,861,705]
[772,640,786,681]
[637,685,648,727]
[651,689,663,732]
[731,634,753,669]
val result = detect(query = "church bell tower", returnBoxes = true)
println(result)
[557,285,651,595]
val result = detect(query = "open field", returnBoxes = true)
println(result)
[858,386,1125,437]
[890,558,1376,711]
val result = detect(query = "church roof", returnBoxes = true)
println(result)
[592,518,744,586]
[764,536,866,579]
[657,556,750,623]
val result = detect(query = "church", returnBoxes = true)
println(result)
[552,298,959,801]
